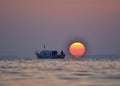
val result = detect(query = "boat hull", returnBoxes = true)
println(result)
[36,54,65,59]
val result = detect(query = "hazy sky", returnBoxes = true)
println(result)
[0,0,120,57]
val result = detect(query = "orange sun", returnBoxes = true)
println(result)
[69,42,86,58]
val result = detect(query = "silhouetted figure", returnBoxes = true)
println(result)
[61,50,64,55]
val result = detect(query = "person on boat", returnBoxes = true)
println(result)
[61,50,64,55]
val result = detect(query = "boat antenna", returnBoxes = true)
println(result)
[43,43,45,49]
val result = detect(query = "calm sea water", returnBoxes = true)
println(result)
[0,59,120,86]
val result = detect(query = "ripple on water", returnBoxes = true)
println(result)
[73,73,93,76]
[104,75,120,79]
[58,76,79,80]
[55,74,79,81]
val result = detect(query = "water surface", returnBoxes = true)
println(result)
[0,59,120,86]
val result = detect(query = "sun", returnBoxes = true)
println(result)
[69,42,86,58]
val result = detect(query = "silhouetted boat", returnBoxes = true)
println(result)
[35,50,65,59]
[35,44,65,59]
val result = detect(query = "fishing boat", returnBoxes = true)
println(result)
[35,44,65,59]
[35,50,65,59]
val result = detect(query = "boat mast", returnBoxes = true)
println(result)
[43,43,45,49]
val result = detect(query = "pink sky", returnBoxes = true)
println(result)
[0,0,120,57]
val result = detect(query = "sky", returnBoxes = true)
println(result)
[0,0,120,58]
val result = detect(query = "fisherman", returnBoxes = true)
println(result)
[61,50,64,55]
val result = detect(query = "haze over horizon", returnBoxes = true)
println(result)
[0,0,120,58]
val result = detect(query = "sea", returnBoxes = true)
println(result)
[0,58,120,86]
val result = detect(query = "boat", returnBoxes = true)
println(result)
[35,50,65,59]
